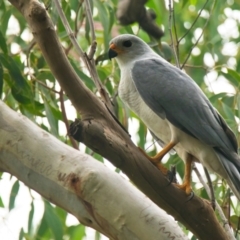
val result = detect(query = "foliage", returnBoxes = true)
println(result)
[0,0,240,239]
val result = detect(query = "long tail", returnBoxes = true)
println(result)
[215,150,240,201]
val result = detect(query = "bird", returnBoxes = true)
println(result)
[108,34,240,200]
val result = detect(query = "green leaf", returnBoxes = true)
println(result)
[209,92,227,103]
[44,202,63,240]
[43,99,59,136]
[0,62,3,98]
[0,54,34,104]
[67,225,86,240]
[11,87,31,104]
[69,59,95,89]
[36,212,48,238]
[0,196,4,207]
[94,0,110,50]
[28,202,34,234]
[95,230,101,240]
[190,0,196,5]
[18,228,24,240]
[55,206,67,223]
[182,0,189,8]
[221,68,240,88]
[230,215,239,230]
[0,31,8,55]
[21,101,45,117]
[237,94,240,120]
[138,121,146,149]
[221,102,236,131]
[9,180,20,211]
[227,68,240,84]
[0,9,11,35]
[107,5,115,34]
[36,70,55,82]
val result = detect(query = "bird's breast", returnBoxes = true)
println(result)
[118,67,172,144]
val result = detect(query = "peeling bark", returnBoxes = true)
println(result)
[0,101,188,240]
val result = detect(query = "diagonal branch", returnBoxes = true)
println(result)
[168,0,180,68]
[52,0,114,113]
[178,0,209,43]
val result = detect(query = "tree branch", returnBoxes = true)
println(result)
[116,0,164,40]
[52,0,114,114]
[168,0,180,68]
[0,100,188,240]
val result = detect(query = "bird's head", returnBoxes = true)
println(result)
[108,34,155,67]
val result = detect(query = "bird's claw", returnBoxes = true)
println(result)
[166,165,177,185]
[175,181,194,202]
[185,191,194,202]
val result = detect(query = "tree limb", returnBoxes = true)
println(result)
[0,100,188,240]
[116,0,164,39]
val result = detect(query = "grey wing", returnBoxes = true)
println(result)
[149,130,175,154]
[131,58,240,167]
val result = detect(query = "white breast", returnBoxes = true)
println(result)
[118,65,172,146]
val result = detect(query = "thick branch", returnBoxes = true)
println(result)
[0,101,188,240]
[7,0,229,239]
[116,0,164,39]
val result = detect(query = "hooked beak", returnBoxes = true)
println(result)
[108,43,121,60]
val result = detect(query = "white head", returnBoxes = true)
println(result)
[108,34,156,67]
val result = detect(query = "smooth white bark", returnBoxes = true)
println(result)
[0,100,188,240]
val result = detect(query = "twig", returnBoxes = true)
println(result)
[88,40,97,60]
[52,0,86,61]
[193,164,235,240]
[168,0,180,68]
[203,167,216,209]
[65,0,85,55]
[178,0,209,43]
[172,4,179,60]
[181,0,215,69]
[59,89,79,150]
[83,0,103,90]
[26,64,60,94]
[32,78,60,94]
[53,0,114,115]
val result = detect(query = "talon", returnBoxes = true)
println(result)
[185,191,194,202]
[166,165,177,184]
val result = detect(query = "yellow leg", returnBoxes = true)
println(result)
[176,154,193,194]
[151,142,177,163]
[138,141,177,175]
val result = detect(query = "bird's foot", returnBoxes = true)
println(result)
[138,147,169,175]
[175,181,192,195]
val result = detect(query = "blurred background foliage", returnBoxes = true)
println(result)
[0,0,240,239]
